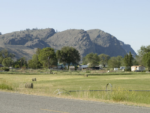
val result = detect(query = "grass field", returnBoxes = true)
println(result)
[0,70,150,107]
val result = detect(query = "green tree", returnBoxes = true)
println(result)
[20,57,27,67]
[2,57,13,67]
[142,52,150,71]
[132,58,139,65]
[82,56,88,65]
[38,47,57,68]
[136,45,150,65]
[28,54,42,69]
[108,56,123,68]
[124,52,133,71]
[99,54,110,67]
[35,48,41,55]
[56,46,80,69]
[0,57,3,64]
[83,53,99,67]
[13,57,27,68]
[28,59,35,68]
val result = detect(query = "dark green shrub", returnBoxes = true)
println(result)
[1,67,9,71]
[15,64,20,68]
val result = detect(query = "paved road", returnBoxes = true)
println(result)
[0,91,150,113]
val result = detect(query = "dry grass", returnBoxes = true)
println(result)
[0,73,150,107]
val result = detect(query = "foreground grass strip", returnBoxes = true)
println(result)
[0,80,13,90]
[0,72,150,107]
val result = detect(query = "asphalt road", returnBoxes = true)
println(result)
[0,91,150,113]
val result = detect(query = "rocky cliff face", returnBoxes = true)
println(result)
[25,39,50,49]
[0,28,136,60]
[119,41,136,57]
[87,29,127,57]
[46,29,95,57]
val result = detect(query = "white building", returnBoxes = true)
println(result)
[131,65,145,72]
[114,68,119,71]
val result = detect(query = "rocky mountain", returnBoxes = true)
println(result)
[87,29,127,57]
[119,41,137,57]
[25,39,50,49]
[46,29,95,57]
[0,28,136,60]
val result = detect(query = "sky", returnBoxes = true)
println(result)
[1,0,150,53]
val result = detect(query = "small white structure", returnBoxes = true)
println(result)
[114,68,119,71]
[79,65,88,70]
[131,65,145,72]
[69,66,75,71]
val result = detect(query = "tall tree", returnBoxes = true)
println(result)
[56,46,80,69]
[28,48,42,68]
[82,56,88,65]
[0,57,3,64]
[124,52,133,71]
[38,47,57,68]
[136,45,150,65]
[108,56,123,68]
[28,54,42,69]
[142,52,150,71]
[28,59,34,68]
[2,57,13,67]
[13,57,28,68]
[35,48,41,55]
[99,54,110,67]
[83,53,99,67]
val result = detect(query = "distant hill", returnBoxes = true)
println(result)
[87,29,127,57]
[119,41,137,57]
[0,28,136,60]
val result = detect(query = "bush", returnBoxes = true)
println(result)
[15,64,20,68]
[1,67,9,71]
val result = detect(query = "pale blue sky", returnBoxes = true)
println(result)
[1,0,150,53]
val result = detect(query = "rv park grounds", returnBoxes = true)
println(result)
[0,69,150,107]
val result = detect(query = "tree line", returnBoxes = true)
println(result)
[1,45,150,71]
[83,45,150,71]
[0,46,80,69]
[82,53,133,69]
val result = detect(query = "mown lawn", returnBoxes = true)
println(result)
[0,71,150,107]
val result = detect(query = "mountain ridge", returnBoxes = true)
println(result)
[0,28,136,60]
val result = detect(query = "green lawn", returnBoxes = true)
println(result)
[0,71,150,107]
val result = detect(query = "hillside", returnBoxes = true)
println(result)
[0,28,136,60]
[87,29,127,57]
